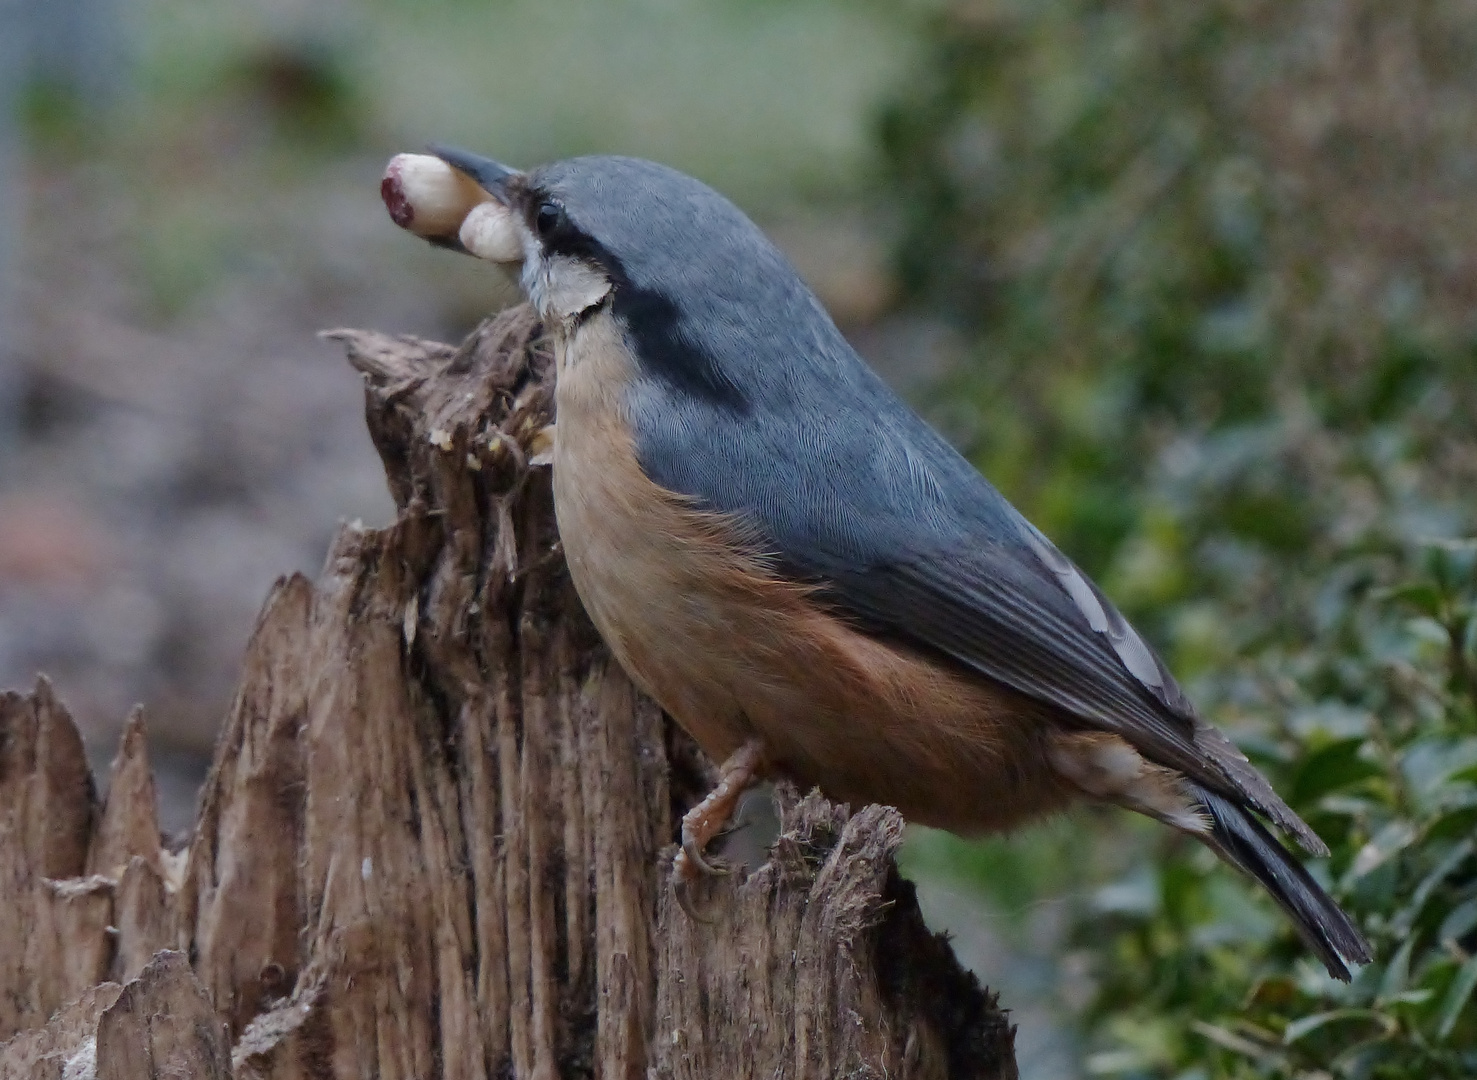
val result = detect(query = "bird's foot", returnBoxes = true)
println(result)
[670,738,765,918]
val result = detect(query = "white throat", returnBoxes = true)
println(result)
[524,253,612,322]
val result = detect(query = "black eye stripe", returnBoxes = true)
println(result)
[526,194,614,269]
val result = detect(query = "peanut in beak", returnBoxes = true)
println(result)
[382,153,526,264]
[458,203,524,263]
[381,154,489,239]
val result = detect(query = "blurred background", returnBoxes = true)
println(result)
[1,0,1474,1076]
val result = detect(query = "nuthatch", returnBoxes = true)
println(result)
[381,148,1372,980]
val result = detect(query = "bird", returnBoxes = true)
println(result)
[380,146,1373,980]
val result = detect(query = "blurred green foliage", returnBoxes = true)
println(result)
[1074,539,1477,1077]
[880,0,1476,599]
[880,1,1477,1074]
[132,0,910,200]
[36,0,910,322]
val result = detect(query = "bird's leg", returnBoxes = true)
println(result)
[674,738,765,883]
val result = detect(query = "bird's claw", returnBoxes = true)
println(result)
[680,830,729,878]
[670,737,765,922]
[671,853,722,924]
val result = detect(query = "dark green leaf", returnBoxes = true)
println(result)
[1436,955,1477,1041]
[1290,738,1382,805]
[1282,1008,1397,1045]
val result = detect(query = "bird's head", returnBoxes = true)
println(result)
[382,148,821,369]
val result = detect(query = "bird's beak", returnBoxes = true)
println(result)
[429,145,520,204]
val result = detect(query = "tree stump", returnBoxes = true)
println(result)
[0,305,1018,1080]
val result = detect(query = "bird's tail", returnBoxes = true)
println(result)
[1189,782,1372,981]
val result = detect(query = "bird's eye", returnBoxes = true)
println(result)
[534,201,565,239]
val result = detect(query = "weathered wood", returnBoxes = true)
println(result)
[95,952,230,1080]
[653,791,1018,1080]
[87,708,162,881]
[0,982,122,1080]
[0,305,1017,1079]
[0,677,99,1038]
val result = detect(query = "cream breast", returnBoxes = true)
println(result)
[550,309,776,762]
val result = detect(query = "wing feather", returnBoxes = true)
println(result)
[819,542,1325,855]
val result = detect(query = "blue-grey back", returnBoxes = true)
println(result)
[530,157,1030,566]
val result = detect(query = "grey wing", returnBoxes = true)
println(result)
[814,534,1326,856]
[629,361,1325,855]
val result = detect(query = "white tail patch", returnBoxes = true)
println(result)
[1050,732,1208,834]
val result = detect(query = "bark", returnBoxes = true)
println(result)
[0,306,1018,1080]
